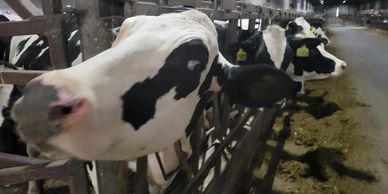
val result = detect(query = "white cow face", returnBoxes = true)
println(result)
[11,10,294,161]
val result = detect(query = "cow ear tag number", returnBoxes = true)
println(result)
[236,48,247,62]
[296,44,309,57]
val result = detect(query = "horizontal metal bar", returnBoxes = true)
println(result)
[0,70,47,85]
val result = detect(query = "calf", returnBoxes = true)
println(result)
[11,10,294,161]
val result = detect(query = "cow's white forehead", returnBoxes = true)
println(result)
[294,17,311,33]
[112,10,218,51]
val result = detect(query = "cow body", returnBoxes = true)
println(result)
[11,10,294,161]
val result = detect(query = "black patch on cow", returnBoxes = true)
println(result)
[198,56,224,97]
[232,31,277,66]
[0,85,27,155]
[121,39,209,130]
[285,21,304,36]
[15,37,51,70]
[293,48,336,75]
[287,37,335,76]
[13,14,80,70]
[16,37,30,55]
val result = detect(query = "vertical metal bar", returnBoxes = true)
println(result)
[204,109,277,194]
[211,95,222,177]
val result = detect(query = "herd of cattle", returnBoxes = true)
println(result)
[0,9,346,194]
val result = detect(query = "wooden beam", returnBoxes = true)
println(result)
[0,70,46,85]
[3,0,42,19]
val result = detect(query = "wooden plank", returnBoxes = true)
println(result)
[75,0,115,60]
[41,0,62,15]
[0,70,46,85]
[3,0,42,19]
[75,1,128,193]
[134,156,149,194]
[0,153,49,169]
[0,160,69,186]
[67,160,90,194]
[0,16,70,69]
[181,109,256,193]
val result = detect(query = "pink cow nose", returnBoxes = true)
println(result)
[340,63,347,70]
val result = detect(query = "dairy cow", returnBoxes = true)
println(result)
[0,14,83,156]
[286,17,331,45]
[0,15,11,64]
[220,23,346,94]
[11,10,294,160]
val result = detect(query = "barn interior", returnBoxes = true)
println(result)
[0,0,388,194]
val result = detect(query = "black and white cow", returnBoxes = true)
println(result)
[0,14,82,156]
[218,22,346,94]
[11,10,294,161]
[286,17,331,45]
[6,10,288,192]
[0,15,11,64]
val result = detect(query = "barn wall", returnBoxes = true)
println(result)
[325,4,356,18]
[242,0,313,12]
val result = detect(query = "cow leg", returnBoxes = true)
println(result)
[26,145,44,194]
[292,80,305,96]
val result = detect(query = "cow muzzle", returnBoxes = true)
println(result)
[11,79,89,147]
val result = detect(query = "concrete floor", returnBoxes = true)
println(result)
[329,20,388,192]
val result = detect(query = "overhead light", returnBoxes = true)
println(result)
[343,0,346,3]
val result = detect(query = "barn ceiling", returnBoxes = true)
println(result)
[308,0,380,6]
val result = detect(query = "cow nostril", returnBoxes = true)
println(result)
[341,64,347,70]
[61,106,73,115]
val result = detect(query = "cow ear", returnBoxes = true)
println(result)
[320,38,329,45]
[223,65,294,108]
[286,21,303,35]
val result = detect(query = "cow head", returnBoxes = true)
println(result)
[287,36,346,80]
[230,24,346,81]
[286,17,331,46]
[11,10,294,160]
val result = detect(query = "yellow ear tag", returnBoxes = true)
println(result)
[310,27,317,33]
[236,48,247,62]
[296,44,309,57]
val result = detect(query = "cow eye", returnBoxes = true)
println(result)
[187,60,204,72]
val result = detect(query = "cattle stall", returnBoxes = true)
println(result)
[0,0,321,193]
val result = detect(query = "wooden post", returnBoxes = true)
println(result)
[74,1,128,194]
